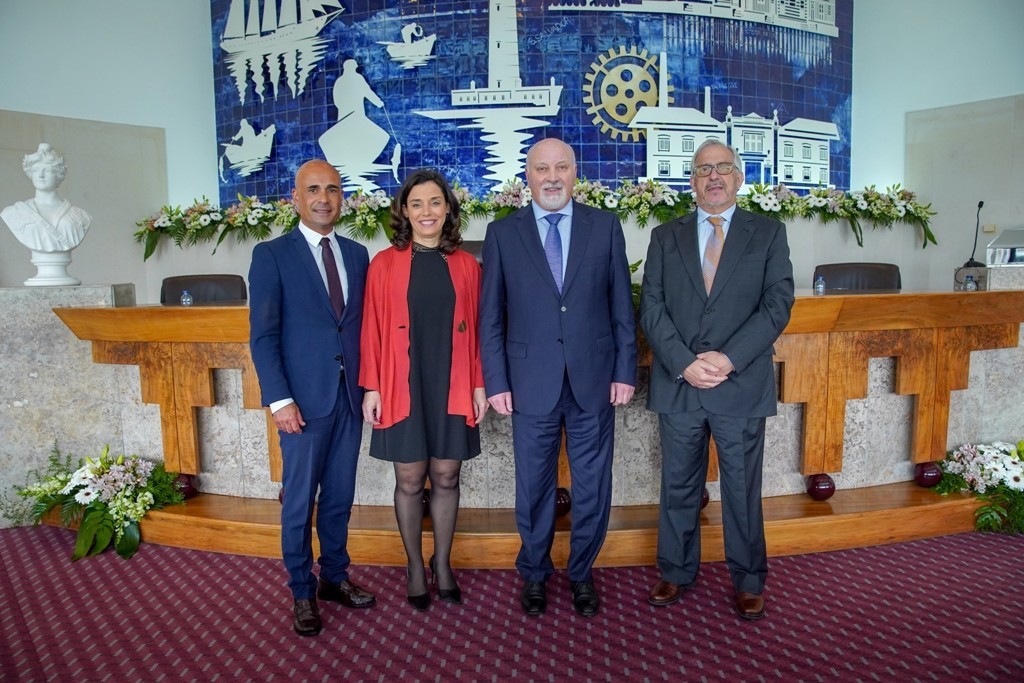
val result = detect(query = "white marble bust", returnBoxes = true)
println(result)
[1,143,92,253]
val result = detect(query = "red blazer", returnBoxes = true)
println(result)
[359,245,484,428]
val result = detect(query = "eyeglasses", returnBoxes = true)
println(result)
[692,162,738,177]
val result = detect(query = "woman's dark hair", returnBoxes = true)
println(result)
[389,168,463,254]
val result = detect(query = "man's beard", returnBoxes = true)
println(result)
[535,185,569,212]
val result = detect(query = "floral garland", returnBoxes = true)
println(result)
[134,179,936,260]
[12,444,184,560]
[935,440,1024,533]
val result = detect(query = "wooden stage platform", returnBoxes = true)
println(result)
[126,481,980,567]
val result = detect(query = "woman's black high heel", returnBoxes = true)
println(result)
[407,566,431,611]
[429,555,462,605]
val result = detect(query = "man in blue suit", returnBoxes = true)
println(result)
[480,138,637,617]
[249,160,375,636]
[640,140,794,620]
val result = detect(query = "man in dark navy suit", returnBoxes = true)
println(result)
[641,140,794,620]
[249,160,375,636]
[480,138,637,617]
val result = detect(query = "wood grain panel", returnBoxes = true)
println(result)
[93,340,181,472]
[55,305,250,343]
[106,482,978,567]
[824,329,935,473]
[931,323,1021,461]
[774,333,830,474]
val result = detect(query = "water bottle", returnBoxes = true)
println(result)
[963,275,977,292]
[180,289,194,306]
[813,275,826,295]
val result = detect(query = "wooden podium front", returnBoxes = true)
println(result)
[51,291,1024,565]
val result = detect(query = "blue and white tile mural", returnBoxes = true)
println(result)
[210,0,852,205]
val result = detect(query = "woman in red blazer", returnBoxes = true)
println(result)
[359,169,487,610]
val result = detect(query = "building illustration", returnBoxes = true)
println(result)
[632,57,839,190]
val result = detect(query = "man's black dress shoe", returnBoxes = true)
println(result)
[317,578,377,608]
[520,581,546,616]
[293,599,322,636]
[569,581,599,617]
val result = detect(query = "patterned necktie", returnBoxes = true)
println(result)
[702,215,725,294]
[543,213,563,292]
[320,237,345,319]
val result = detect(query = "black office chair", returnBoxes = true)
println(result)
[160,274,248,304]
[461,239,484,266]
[812,262,901,291]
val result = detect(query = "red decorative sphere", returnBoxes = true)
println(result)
[806,473,836,501]
[914,462,943,488]
[700,487,710,510]
[555,488,572,517]
[174,473,198,499]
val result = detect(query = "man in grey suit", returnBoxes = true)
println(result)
[480,138,637,617]
[640,140,794,620]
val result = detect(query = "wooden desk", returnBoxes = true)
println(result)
[55,291,1024,488]
[774,290,1024,477]
[52,305,279,479]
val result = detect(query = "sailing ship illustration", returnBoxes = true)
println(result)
[379,22,437,69]
[220,0,344,53]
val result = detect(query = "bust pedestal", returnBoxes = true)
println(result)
[25,250,79,286]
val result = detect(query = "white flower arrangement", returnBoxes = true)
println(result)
[15,444,184,560]
[135,178,936,257]
[936,440,1024,533]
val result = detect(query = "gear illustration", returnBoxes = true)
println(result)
[583,46,674,142]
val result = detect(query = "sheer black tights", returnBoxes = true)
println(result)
[393,459,462,595]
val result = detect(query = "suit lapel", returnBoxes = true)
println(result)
[512,206,562,297]
[672,213,706,299]
[561,201,591,295]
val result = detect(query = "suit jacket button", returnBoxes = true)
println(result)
[337,325,343,332]
[560,306,567,312]
[334,355,342,361]
[700,341,710,347]
[705,308,712,314]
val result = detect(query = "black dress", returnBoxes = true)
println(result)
[369,246,482,463]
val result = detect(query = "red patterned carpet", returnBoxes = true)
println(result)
[1,526,1021,682]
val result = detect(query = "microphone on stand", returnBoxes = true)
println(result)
[963,200,985,268]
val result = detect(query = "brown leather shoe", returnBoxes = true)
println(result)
[648,580,684,606]
[318,578,377,608]
[735,591,765,620]
[293,599,322,636]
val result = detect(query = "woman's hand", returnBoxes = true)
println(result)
[362,390,382,425]
[472,387,489,425]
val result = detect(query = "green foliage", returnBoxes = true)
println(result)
[0,442,76,526]
[974,487,1024,534]
[13,443,184,561]
[628,259,643,312]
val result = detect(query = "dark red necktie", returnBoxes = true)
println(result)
[320,237,345,319]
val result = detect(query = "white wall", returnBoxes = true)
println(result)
[0,0,218,206]
[1,0,1023,296]
[851,0,1024,187]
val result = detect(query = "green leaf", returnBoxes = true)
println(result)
[87,514,115,557]
[143,230,161,261]
[115,522,141,559]
[71,507,105,561]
